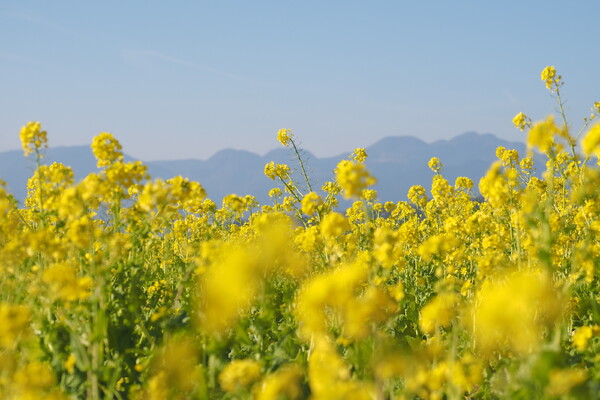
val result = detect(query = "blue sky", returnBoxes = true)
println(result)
[1,1,599,160]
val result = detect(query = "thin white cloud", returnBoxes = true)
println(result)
[8,12,74,35]
[122,49,242,80]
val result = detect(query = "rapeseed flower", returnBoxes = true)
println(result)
[512,112,531,131]
[219,359,261,393]
[19,121,48,157]
[254,364,303,400]
[527,115,561,154]
[91,132,123,167]
[572,325,600,352]
[0,302,30,348]
[301,191,322,215]
[419,292,459,335]
[468,269,563,356]
[352,148,368,163]
[428,157,443,173]
[541,65,562,91]
[335,160,376,199]
[320,212,350,238]
[546,368,588,398]
[277,128,291,146]
[582,121,600,160]
[41,263,93,302]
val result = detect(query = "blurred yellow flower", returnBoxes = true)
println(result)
[582,121,600,159]
[301,191,322,215]
[527,115,560,154]
[0,302,30,348]
[219,359,261,393]
[419,293,459,335]
[335,160,376,199]
[91,132,123,167]
[254,364,303,400]
[41,263,93,302]
[468,269,563,356]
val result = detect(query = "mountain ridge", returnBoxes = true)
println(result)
[0,132,529,205]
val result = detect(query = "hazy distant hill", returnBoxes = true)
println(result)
[0,132,531,205]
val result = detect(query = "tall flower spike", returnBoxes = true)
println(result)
[512,112,531,131]
[277,128,291,147]
[20,121,48,157]
[540,65,562,92]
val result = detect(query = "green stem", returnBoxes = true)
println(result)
[290,138,313,192]
[34,146,46,220]
[278,177,304,204]
[555,85,569,134]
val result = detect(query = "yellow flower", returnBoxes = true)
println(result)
[468,269,563,356]
[0,302,31,348]
[277,128,291,146]
[219,359,262,393]
[263,161,291,180]
[161,339,202,391]
[361,188,377,201]
[335,160,376,199]
[199,246,262,334]
[308,338,350,392]
[572,325,600,352]
[454,176,473,190]
[13,361,56,389]
[342,286,397,339]
[309,338,376,399]
[407,185,428,208]
[541,65,562,90]
[268,187,282,198]
[64,354,76,374]
[520,156,534,170]
[135,179,169,212]
[546,368,588,398]
[540,65,556,81]
[301,191,322,215]
[373,226,403,268]
[428,157,443,173]
[512,112,531,131]
[527,115,560,154]
[222,193,246,213]
[66,215,100,249]
[41,263,93,302]
[19,121,48,157]
[295,258,369,339]
[352,148,368,163]
[582,121,600,159]
[91,132,123,167]
[320,212,350,238]
[322,181,341,195]
[450,354,483,393]
[419,293,459,335]
[254,365,303,400]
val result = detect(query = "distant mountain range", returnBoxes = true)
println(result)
[0,132,532,206]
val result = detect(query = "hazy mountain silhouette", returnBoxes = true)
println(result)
[0,132,532,205]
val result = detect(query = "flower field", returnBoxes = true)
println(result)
[1,67,600,399]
